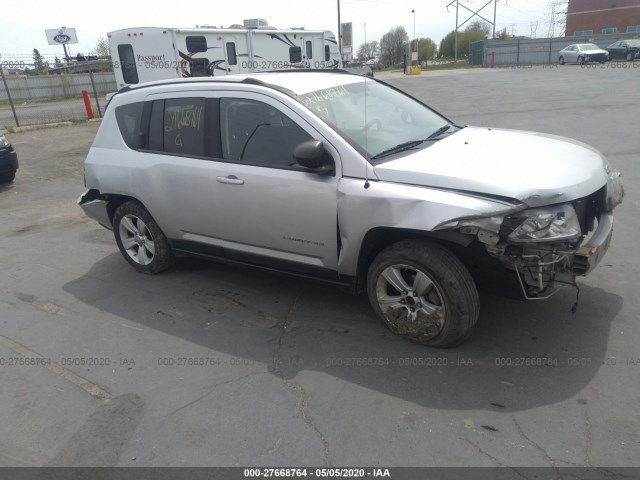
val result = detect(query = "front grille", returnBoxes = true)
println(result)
[589,53,608,62]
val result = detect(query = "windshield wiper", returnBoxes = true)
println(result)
[426,123,459,140]
[371,140,424,160]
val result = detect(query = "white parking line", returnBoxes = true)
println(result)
[0,335,112,402]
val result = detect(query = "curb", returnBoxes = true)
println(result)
[2,118,101,135]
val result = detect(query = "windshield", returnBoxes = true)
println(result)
[579,44,600,50]
[299,80,450,161]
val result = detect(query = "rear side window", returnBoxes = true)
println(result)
[117,44,139,84]
[163,98,206,156]
[115,102,144,149]
[289,46,302,63]
[186,36,207,53]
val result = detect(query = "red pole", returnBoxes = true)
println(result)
[491,50,495,68]
[82,90,94,119]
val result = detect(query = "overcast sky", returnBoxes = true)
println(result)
[1,0,553,63]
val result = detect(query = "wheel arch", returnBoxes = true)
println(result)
[105,193,143,224]
[355,227,474,288]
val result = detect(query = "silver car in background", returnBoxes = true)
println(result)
[559,43,609,65]
[79,72,624,347]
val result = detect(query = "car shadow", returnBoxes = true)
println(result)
[0,182,16,193]
[63,251,622,413]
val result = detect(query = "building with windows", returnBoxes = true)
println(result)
[566,0,640,37]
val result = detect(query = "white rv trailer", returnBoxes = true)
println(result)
[108,21,341,88]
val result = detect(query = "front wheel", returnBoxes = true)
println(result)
[578,56,585,65]
[0,171,16,184]
[559,56,565,65]
[367,240,480,348]
[627,52,634,62]
[113,201,175,274]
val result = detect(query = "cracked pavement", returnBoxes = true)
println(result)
[0,66,638,468]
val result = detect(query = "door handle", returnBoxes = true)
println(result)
[216,175,244,185]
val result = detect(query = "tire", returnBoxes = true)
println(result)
[0,171,16,184]
[113,201,174,274]
[578,56,585,65]
[366,240,480,348]
[627,52,634,62]
[559,56,565,65]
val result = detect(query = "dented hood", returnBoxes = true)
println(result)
[374,127,608,207]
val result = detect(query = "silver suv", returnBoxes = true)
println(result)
[79,71,624,347]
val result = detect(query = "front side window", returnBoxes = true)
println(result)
[220,98,311,168]
[117,44,139,84]
[306,41,313,59]
[115,102,144,149]
[325,45,330,61]
[299,80,448,162]
[163,98,206,156]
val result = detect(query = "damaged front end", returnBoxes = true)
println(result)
[440,169,624,299]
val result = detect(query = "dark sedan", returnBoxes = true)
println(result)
[0,133,18,184]
[607,39,640,61]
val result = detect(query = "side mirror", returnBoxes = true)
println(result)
[293,140,334,174]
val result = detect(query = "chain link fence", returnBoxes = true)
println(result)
[471,32,640,67]
[0,62,116,130]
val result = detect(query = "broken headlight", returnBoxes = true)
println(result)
[507,203,581,243]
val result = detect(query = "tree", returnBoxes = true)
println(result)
[54,56,62,67]
[90,37,111,58]
[379,26,409,66]
[438,22,489,59]
[465,19,492,37]
[495,28,512,40]
[417,38,437,63]
[32,48,46,74]
[357,41,379,61]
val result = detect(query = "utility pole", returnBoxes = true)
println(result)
[337,0,342,61]
[412,9,417,65]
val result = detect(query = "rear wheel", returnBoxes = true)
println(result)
[366,240,480,348]
[113,201,174,274]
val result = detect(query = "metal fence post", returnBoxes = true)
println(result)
[89,71,102,117]
[0,67,20,127]
[516,39,520,65]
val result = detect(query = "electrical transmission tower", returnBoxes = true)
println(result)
[446,0,500,61]
[546,0,568,38]
[530,21,539,38]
